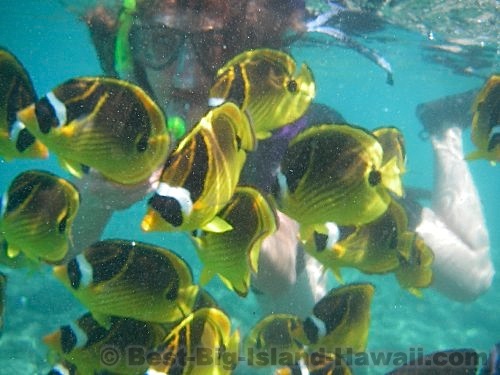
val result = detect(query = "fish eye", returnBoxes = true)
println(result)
[136,134,149,153]
[165,285,178,301]
[368,170,382,186]
[313,232,328,252]
[388,227,398,249]
[235,135,242,150]
[414,250,422,266]
[81,164,90,174]
[67,258,82,289]
[58,214,68,233]
[255,336,263,349]
[287,80,298,93]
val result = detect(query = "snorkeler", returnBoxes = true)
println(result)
[61,0,492,314]
[68,0,337,319]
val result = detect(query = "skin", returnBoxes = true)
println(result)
[143,39,213,129]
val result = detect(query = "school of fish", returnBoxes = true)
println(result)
[0,42,497,375]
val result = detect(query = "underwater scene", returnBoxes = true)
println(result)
[0,0,499,374]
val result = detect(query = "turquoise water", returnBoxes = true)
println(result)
[0,1,499,374]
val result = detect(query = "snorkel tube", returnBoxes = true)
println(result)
[114,0,136,78]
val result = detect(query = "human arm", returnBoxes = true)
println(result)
[251,210,328,319]
[64,168,161,262]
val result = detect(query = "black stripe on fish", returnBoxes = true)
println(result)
[313,293,349,335]
[226,64,246,108]
[314,232,329,252]
[149,194,183,227]
[179,132,209,203]
[86,241,130,284]
[339,225,356,241]
[5,172,59,214]
[282,141,312,194]
[193,289,217,310]
[55,79,102,125]
[100,82,152,152]
[77,313,108,349]
[67,258,81,290]
[90,80,152,152]
[5,177,35,214]
[122,246,181,300]
[6,77,36,125]
[60,325,77,354]
[485,85,500,131]
[58,214,68,234]
[15,128,36,153]
[35,96,59,134]
[165,327,189,375]
[303,317,319,344]
[57,79,153,153]
[488,132,500,152]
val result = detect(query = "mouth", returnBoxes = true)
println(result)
[162,90,210,129]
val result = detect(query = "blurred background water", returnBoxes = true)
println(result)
[0,0,498,374]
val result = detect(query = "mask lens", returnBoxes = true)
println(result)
[191,30,232,74]
[130,23,183,70]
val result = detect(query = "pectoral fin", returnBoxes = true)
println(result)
[202,216,233,233]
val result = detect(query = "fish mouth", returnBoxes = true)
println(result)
[141,210,163,232]
[52,264,67,281]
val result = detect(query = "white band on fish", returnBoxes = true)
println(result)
[69,320,89,349]
[76,254,93,288]
[308,314,327,337]
[46,91,67,127]
[0,193,8,217]
[156,182,193,216]
[9,120,26,141]
[325,221,340,249]
[276,169,289,197]
[208,97,226,107]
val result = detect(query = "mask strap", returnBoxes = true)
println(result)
[114,0,137,78]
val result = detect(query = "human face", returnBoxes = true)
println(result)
[130,10,235,129]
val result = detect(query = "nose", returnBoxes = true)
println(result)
[172,38,199,90]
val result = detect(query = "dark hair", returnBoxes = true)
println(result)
[135,0,306,50]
